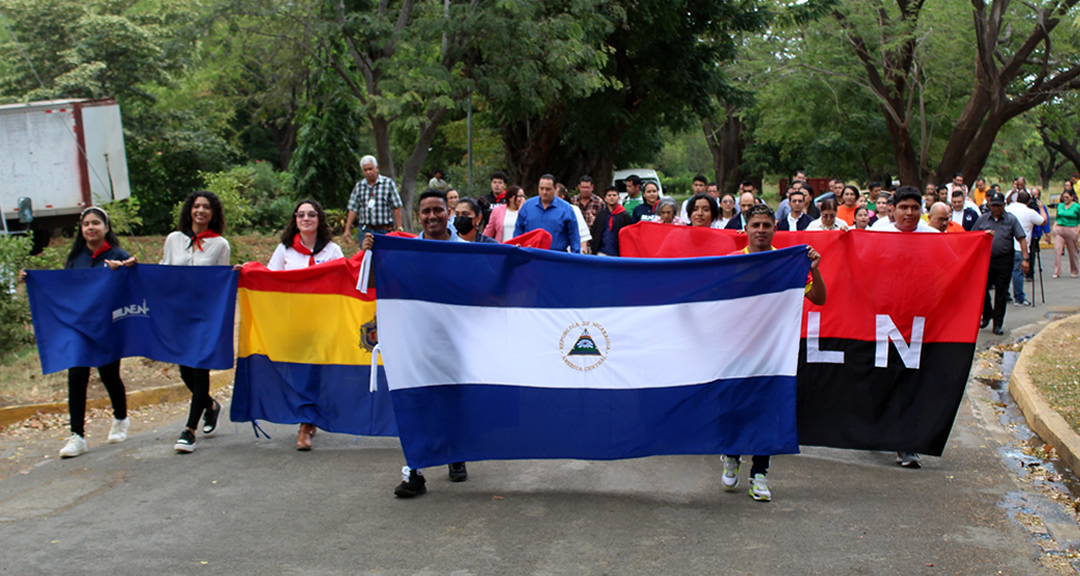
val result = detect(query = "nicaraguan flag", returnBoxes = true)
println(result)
[372,235,810,469]
[25,265,237,374]
[230,254,396,436]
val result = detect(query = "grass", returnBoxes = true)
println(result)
[1026,314,1080,434]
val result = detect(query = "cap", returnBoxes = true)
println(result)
[988,192,1005,206]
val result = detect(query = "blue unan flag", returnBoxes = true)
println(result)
[25,265,237,374]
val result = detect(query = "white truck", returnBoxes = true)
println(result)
[0,98,131,251]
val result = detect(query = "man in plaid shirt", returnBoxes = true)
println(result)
[344,155,404,242]
[570,175,604,228]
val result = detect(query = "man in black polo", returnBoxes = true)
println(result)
[973,192,1028,335]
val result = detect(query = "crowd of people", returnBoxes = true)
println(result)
[25,151,1080,504]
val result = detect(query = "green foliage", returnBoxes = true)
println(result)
[289,72,370,210]
[189,161,295,234]
[0,235,35,357]
[422,107,505,197]
[91,196,143,234]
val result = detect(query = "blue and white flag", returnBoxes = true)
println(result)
[26,265,237,374]
[372,235,810,469]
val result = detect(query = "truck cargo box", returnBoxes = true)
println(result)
[0,98,130,231]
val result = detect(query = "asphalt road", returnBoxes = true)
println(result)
[2,248,1080,575]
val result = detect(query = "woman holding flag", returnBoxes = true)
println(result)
[266,199,345,450]
[161,191,231,453]
[20,207,136,458]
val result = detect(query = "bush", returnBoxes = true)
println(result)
[0,234,37,359]
[174,162,295,235]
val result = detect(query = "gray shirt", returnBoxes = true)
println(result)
[973,211,1024,257]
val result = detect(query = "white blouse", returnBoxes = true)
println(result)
[806,218,850,231]
[267,241,345,271]
[160,231,231,266]
[502,210,519,242]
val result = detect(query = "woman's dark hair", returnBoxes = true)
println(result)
[687,193,719,222]
[280,199,332,251]
[819,197,838,212]
[178,190,225,234]
[456,197,482,217]
[66,207,121,267]
[854,206,869,220]
[842,185,860,202]
[718,192,736,217]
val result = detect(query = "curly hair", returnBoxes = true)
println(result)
[178,191,225,234]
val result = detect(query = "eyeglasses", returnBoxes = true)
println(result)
[296,211,319,219]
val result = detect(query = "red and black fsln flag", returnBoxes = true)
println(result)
[620,223,992,456]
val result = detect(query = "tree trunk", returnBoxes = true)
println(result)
[883,110,920,186]
[501,113,563,194]
[370,116,395,179]
[398,107,450,232]
[703,112,744,194]
[267,120,298,171]
[936,0,1080,183]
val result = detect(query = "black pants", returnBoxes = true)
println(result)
[731,455,771,477]
[1027,236,1040,279]
[179,366,213,430]
[68,361,127,437]
[983,253,1013,327]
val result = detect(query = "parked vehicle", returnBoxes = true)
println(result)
[612,169,664,202]
[0,98,131,252]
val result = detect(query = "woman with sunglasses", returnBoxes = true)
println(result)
[267,199,344,450]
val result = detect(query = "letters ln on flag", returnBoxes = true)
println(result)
[620,223,992,456]
[372,235,810,469]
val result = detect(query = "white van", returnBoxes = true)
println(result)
[612,169,664,202]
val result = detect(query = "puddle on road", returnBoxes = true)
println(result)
[978,336,1080,572]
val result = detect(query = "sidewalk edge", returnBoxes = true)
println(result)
[0,369,234,429]
[1009,315,1080,475]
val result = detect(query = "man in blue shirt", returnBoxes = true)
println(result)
[514,174,582,253]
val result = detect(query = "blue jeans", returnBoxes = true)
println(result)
[1011,250,1026,302]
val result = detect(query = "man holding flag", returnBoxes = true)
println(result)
[722,203,826,501]
[363,189,470,497]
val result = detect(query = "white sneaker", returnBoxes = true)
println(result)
[749,473,772,502]
[60,434,88,458]
[722,456,741,490]
[107,418,130,444]
[896,452,922,468]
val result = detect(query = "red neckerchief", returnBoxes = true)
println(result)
[495,191,507,203]
[187,230,221,252]
[608,204,626,231]
[90,241,112,260]
[292,234,316,267]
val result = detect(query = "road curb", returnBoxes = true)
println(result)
[0,369,234,429]
[1009,315,1080,476]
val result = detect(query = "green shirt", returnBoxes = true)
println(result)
[1057,202,1080,228]
[623,195,643,214]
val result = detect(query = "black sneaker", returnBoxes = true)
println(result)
[448,462,468,482]
[174,429,196,453]
[394,467,426,498]
[202,399,221,436]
